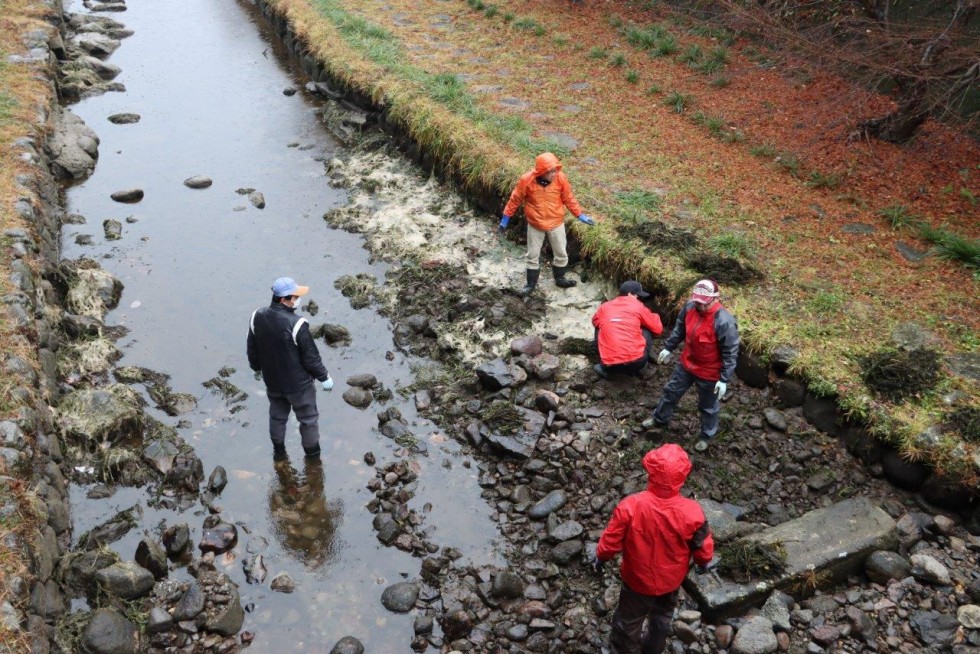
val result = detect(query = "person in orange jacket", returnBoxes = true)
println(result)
[591,444,715,654]
[591,280,663,379]
[499,152,595,294]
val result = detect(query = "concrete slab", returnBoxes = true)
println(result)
[684,497,897,619]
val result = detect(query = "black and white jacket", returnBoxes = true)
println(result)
[246,302,329,394]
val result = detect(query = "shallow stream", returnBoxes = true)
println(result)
[61,0,504,649]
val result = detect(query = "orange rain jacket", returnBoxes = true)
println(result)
[597,444,714,596]
[503,153,584,231]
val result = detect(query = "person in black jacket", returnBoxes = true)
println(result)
[247,277,333,460]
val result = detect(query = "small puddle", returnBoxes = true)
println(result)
[61,0,501,649]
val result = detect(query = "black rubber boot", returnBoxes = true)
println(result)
[303,444,321,460]
[272,442,287,462]
[553,265,577,288]
[521,268,540,295]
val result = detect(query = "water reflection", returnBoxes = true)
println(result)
[268,457,343,569]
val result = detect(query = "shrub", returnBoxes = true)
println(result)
[860,348,942,403]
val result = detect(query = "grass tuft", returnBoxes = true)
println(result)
[717,540,787,583]
[708,232,755,259]
[860,348,942,403]
[917,223,980,270]
[806,170,841,189]
[710,75,731,88]
[589,46,608,60]
[878,204,919,229]
[663,90,691,113]
[610,52,627,67]
[750,142,777,157]
[626,69,639,84]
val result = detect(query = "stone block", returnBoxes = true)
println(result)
[684,497,897,619]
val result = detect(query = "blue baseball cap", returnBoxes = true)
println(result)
[271,277,309,298]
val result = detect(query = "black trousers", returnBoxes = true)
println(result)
[608,584,678,654]
[267,383,320,451]
[594,328,655,376]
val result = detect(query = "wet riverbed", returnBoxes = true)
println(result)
[61,0,501,649]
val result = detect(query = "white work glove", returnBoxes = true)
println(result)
[714,381,727,398]
[321,376,334,391]
[656,349,671,365]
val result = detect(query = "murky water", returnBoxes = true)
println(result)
[61,0,502,649]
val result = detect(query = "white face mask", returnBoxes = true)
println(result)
[291,298,302,310]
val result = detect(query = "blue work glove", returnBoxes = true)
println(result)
[577,214,595,225]
[321,376,334,391]
[714,381,727,399]
[499,214,510,231]
[695,555,721,575]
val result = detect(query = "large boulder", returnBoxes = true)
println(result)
[58,385,144,446]
[47,109,99,179]
[81,608,137,654]
[66,263,122,317]
[94,561,154,599]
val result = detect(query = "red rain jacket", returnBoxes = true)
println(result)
[596,444,714,596]
[591,295,663,365]
[503,153,584,231]
[662,300,739,383]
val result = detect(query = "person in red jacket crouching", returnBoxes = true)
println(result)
[591,280,663,379]
[593,444,714,654]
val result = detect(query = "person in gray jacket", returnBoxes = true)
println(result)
[247,277,333,460]
[644,279,739,452]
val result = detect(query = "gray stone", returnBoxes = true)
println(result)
[81,608,137,654]
[198,523,237,554]
[48,109,98,179]
[802,393,838,435]
[163,523,190,557]
[103,219,122,240]
[342,387,373,409]
[29,579,65,619]
[506,623,529,641]
[529,490,567,520]
[172,581,205,620]
[270,572,295,593]
[910,553,950,585]
[70,32,121,56]
[346,373,377,388]
[881,448,928,490]
[330,636,365,654]
[763,408,787,432]
[699,500,739,543]
[381,581,419,613]
[731,615,777,654]
[183,176,212,189]
[947,352,980,382]
[476,358,515,390]
[958,605,980,629]
[895,240,929,262]
[147,606,173,634]
[135,539,167,579]
[842,222,875,234]
[548,520,584,542]
[685,498,896,619]
[95,561,155,599]
[248,190,265,209]
[510,335,543,357]
[864,550,910,584]
[528,353,561,381]
[549,540,584,564]
[735,352,769,388]
[761,593,791,632]
[541,131,579,151]
[79,55,121,80]
[491,571,524,599]
[203,583,243,636]
[110,188,144,203]
[207,466,227,493]
[911,610,959,646]
[107,112,139,124]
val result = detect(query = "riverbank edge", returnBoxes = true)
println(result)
[251,0,979,503]
[1,1,78,652]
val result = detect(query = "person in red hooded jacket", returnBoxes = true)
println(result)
[644,279,740,453]
[499,152,595,295]
[593,444,714,654]
[591,280,663,379]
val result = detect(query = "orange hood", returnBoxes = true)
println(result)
[534,152,562,176]
[643,444,692,498]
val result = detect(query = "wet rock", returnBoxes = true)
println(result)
[342,387,373,409]
[110,188,144,204]
[414,390,431,411]
[810,624,840,646]
[346,373,377,388]
[163,523,190,558]
[529,490,567,519]
[103,218,122,240]
[207,466,228,494]
[48,109,99,179]
[315,322,351,346]
[910,610,959,646]
[699,500,740,542]
[773,379,806,407]
[528,353,561,381]
[735,352,769,388]
[95,561,155,599]
[135,538,168,579]
[173,581,205,620]
[198,569,244,636]
[183,175,212,189]
[381,581,419,613]
[731,615,777,654]
[673,620,698,644]
[147,606,173,634]
[242,554,267,585]
[763,408,787,432]
[30,579,66,619]
[491,571,524,599]
[506,623,529,641]
[845,605,876,641]
[534,390,560,413]
[882,448,929,490]
[270,572,295,593]
[77,508,136,550]
[476,358,515,390]
[910,553,950,585]
[330,636,365,654]
[547,520,584,542]
[166,453,204,492]
[248,190,265,208]
[511,335,543,357]
[761,593,791,632]
[550,540,584,564]
[958,605,980,629]
[864,550,910,584]
[283,86,297,96]
[81,608,137,654]
[440,609,473,641]
[802,394,839,435]
[78,55,121,80]
[108,112,140,124]
[71,31,121,56]
[715,624,734,648]
[199,523,237,554]
[896,513,924,550]
[142,439,179,476]
[485,431,537,459]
